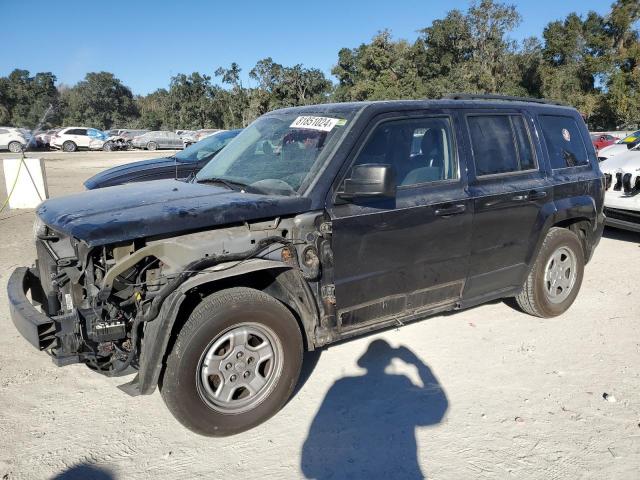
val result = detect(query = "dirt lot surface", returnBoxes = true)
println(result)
[1,152,639,479]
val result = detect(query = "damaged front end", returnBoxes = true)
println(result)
[9,215,318,377]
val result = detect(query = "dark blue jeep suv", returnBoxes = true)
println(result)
[8,94,604,436]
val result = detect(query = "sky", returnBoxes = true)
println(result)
[0,0,614,95]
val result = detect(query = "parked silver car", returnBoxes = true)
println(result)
[131,131,184,150]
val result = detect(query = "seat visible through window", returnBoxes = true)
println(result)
[350,117,456,187]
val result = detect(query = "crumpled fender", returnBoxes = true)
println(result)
[120,259,319,396]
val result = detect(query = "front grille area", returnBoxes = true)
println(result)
[604,207,640,225]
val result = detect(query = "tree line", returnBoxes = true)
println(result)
[1,0,638,132]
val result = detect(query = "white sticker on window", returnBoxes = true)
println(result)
[290,116,341,132]
[562,128,571,142]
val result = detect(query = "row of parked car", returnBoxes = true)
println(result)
[0,126,226,153]
[590,130,640,153]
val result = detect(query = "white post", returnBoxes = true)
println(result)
[2,158,49,209]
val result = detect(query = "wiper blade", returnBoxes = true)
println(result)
[197,177,262,193]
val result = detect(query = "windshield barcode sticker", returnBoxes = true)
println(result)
[290,116,342,132]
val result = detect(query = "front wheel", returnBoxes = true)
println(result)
[102,141,113,152]
[160,287,303,436]
[62,141,77,152]
[8,141,24,153]
[515,227,584,318]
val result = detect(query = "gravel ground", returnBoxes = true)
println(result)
[0,152,639,480]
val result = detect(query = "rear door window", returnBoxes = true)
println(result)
[467,114,537,176]
[539,115,588,169]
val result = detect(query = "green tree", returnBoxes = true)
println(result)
[249,57,332,109]
[0,69,60,128]
[215,63,250,127]
[332,30,423,101]
[164,72,222,129]
[62,72,138,130]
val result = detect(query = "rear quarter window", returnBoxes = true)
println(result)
[467,114,537,176]
[539,115,588,169]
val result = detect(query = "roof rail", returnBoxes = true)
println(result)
[443,93,567,106]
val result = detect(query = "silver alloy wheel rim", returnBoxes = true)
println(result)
[196,322,283,414]
[544,246,577,304]
[9,142,21,153]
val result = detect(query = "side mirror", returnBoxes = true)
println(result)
[339,164,396,199]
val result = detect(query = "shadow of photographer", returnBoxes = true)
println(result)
[301,339,448,479]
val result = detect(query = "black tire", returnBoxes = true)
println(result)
[62,141,77,152]
[146,141,157,151]
[8,141,23,153]
[102,141,113,152]
[515,227,584,318]
[160,287,303,436]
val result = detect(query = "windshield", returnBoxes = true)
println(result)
[175,130,241,162]
[196,110,356,196]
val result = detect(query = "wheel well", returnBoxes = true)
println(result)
[553,217,591,260]
[160,270,312,383]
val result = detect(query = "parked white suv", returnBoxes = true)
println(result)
[600,148,640,232]
[51,127,106,152]
[0,127,28,153]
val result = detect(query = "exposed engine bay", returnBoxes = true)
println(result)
[32,213,324,375]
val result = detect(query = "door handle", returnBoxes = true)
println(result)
[528,190,547,200]
[435,204,466,216]
[511,190,547,202]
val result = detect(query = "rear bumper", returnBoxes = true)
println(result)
[7,267,56,350]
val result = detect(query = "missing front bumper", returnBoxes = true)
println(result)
[7,267,81,366]
[7,267,56,350]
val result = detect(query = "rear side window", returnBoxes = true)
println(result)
[467,114,536,176]
[539,115,588,169]
[0,129,8,134]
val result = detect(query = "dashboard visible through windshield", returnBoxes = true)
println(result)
[196,110,357,196]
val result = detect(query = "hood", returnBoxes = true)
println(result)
[37,179,312,247]
[598,143,632,158]
[599,150,640,174]
[83,156,179,189]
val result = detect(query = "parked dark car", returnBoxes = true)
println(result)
[8,95,604,437]
[84,129,241,189]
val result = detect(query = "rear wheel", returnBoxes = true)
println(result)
[8,141,23,153]
[160,287,303,436]
[62,141,77,152]
[146,141,157,151]
[515,227,584,318]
